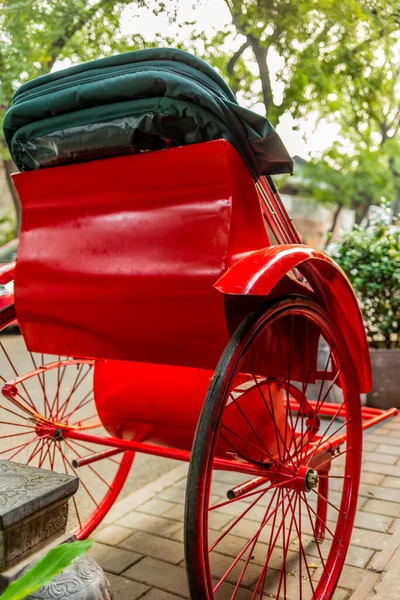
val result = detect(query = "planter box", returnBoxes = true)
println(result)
[367,348,400,409]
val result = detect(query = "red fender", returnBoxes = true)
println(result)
[0,263,15,285]
[215,244,372,393]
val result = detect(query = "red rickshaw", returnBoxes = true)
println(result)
[0,49,396,599]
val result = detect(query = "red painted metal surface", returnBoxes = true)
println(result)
[94,359,287,454]
[214,244,372,393]
[12,140,268,370]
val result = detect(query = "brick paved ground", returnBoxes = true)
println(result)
[88,415,400,600]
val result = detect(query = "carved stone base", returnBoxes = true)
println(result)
[0,532,76,595]
[25,556,113,600]
[0,460,78,570]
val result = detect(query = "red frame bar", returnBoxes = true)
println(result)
[60,427,272,477]
[256,177,302,245]
[56,401,397,476]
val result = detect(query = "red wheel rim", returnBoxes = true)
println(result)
[185,297,362,600]
[0,305,133,539]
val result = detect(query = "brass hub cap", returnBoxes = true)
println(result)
[305,468,319,491]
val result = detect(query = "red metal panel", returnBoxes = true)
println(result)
[94,359,286,453]
[13,140,267,369]
[214,245,372,393]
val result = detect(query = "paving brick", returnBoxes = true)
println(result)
[120,530,185,565]
[137,498,175,516]
[354,511,393,533]
[375,444,400,456]
[360,471,385,485]
[362,451,398,465]
[143,591,184,600]
[351,527,392,551]
[158,486,187,504]
[364,435,400,448]
[124,557,189,597]
[173,478,188,489]
[381,475,400,489]
[303,536,374,568]
[380,420,400,431]
[363,498,400,519]
[363,441,378,452]
[215,581,253,599]
[359,483,400,503]
[208,551,262,588]
[362,462,400,477]
[88,542,143,575]
[95,525,133,546]
[163,503,233,531]
[118,511,182,537]
[105,572,149,599]
[331,588,351,600]
[390,518,400,534]
[337,564,369,589]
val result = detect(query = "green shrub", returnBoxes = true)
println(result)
[0,210,16,246]
[330,204,399,349]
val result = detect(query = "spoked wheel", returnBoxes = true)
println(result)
[186,297,362,600]
[0,305,134,539]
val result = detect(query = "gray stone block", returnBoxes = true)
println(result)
[0,460,78,570]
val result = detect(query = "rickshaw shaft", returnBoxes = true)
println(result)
[62,428,272,477]
[72,447,124,468]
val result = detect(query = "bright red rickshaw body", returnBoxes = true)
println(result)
[11,140,373,452]
[0,137,395,600]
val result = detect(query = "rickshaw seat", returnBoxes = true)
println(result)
[13,140,270,370]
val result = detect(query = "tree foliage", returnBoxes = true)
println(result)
[216,1,400,215]
[1,0,400,223]
[0,0,147,230]
[299,144,396,225]
[0,0,147,111]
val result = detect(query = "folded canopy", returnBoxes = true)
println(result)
[3,48,293,178]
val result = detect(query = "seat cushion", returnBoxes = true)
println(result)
[4,48,292,177]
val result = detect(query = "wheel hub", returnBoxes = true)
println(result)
[270,464,320,493]
[305,468,319,491]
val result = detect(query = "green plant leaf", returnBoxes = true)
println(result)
[0,540,93,600]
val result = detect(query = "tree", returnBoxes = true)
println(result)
[0,0,147,229]
[312,15,400,217]
[210,1,384,126]
[298,145,396,234]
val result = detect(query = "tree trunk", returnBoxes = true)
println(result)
[247,36,274,121]
[3,159,21,234]
[325,203,342,248]
[354,201,370,225]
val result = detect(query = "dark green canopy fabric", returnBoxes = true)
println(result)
[3,48,293,177]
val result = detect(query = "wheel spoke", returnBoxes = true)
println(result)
[26,438,46,465]
[6,435,44,460]
[301,492,328,576]
[0,342,40,413]
[64,440,112,489]
[231,488,281,599]
[209,477,295,511]
[220,424,289,471]
[254,489,296,599]
[213,488,292,593]
[300,494,339,541]
[245,363,297,470]
[57,365,93,421]
[306,406,347,465]
[58,389,94,423]
[191,299,361,600]
[285,491,317,599]
[0,418,35,429]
